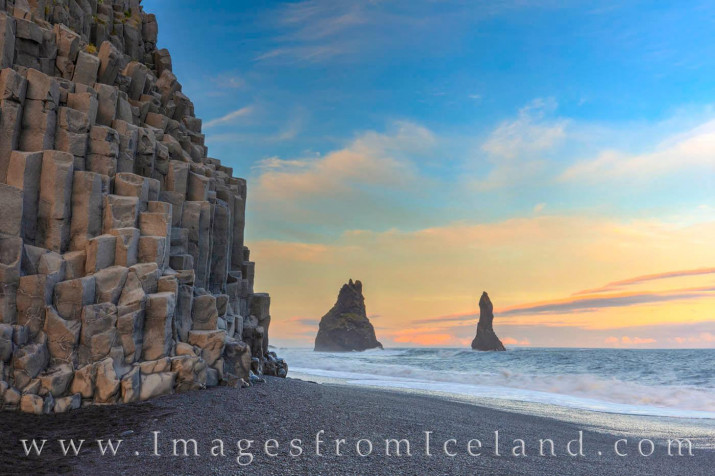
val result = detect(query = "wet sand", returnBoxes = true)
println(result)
[0,377,712,475]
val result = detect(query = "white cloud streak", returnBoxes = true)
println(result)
[561,119,715,181]
[204,105,254,129]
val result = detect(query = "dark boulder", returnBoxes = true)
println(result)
[471,292,506,351]
[314,280,383,352]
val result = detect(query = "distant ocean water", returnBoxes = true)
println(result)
[279,347,715,419]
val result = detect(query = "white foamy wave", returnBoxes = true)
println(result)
[280,347,715,419]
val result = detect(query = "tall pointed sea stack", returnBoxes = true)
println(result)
[0,0,285,414]
[314,279,383,352]
[471,292,506,351]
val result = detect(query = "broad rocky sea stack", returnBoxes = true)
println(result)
[314,280,383,352]
[0,0,286,414]
[471,292,506,351]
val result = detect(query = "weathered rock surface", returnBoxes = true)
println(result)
[0,0,285,413]
[314,280,383,352]
[470,292,506,351]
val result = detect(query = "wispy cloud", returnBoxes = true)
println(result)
[560,119,715,181]
[251,121,436,230]
[256,0,566,64]
[605,336,656,346]
[254,143,413,201]
[416,287,715,325]
[409,266,715,325]
[669,332,715,345]
[574,267,715,295]
[255,45,348,63]
[204,105,254,129]
[255,0,366,63]
[253,157,312,171]
[502,337,531,346]
[471,98,567,191]
[271,109,308,142]
[481,98,566,159]
[280,1,366,40]
[498,286,715,317]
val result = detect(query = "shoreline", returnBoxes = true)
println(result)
[1,377,713,475]
[279,346,715,421]
[288,370,715,441]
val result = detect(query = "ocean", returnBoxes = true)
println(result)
[279,347,715,420]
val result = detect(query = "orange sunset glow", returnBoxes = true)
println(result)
[252,214,715,348]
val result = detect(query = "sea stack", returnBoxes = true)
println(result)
[314,280,383,352]
[471,292,506,351]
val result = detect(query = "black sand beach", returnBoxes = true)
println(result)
[1,377,712,475]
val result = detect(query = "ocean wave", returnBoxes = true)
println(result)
[280,347,715,418]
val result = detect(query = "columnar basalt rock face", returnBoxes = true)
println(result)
[471,292,506,351]
[314,280,383,352]
[0,0,286,414]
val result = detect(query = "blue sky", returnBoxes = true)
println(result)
[143,0,714,347]
[145,0,715,235]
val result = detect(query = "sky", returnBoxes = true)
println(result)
[144,0,714,348]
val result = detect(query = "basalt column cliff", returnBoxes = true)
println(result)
[0,0,286,414]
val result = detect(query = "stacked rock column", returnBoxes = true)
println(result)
[0,0,286,415]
